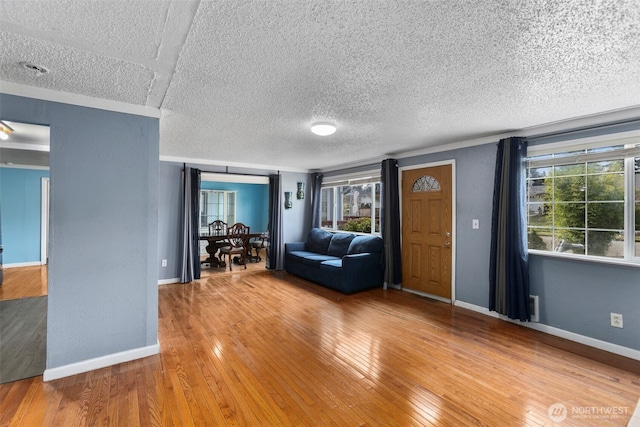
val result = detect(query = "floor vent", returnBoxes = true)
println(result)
[529,295,539,322]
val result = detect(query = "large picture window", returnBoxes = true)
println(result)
[320,174,381,234]
[199,190,236,234]
[526,136,639,262]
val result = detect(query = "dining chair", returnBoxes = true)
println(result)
[249,231,269,262]
[208,220,227,237]
[219,223,250,270]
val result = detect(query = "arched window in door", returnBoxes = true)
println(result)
[411,175,441,192]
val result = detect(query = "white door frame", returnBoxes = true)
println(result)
[399,159,457,304]
[41,177,50,265]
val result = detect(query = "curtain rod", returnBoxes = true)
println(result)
[182,165,271,178]
[527,117,640,142]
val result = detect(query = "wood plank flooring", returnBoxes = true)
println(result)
[0,266,48,301]
[1,268,639,426]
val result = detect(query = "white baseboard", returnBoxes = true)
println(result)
[3,261,43,268]
[454,301,640,361]
[43,342,160,382]
[158,278,180,285]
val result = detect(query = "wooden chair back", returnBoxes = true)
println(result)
[208,220,227,236]
[227,223,250,248]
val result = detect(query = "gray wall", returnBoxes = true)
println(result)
[157,161,311,280]
[399,144,497,307]
[324,135,639,352]
[281,171,312,243]
[158,162,183,281]
[0,94,159,368]
[398,138,639,352]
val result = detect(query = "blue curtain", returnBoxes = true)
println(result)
[381,159,402,289]
[489,137,530,321]
[267,174,284,270]
[180,166,201,283]
[310,173,323,229]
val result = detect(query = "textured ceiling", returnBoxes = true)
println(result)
[1,0,639,171]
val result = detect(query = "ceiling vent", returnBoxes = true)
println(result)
[21,62,49,75]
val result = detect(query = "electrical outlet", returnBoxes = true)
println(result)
[161,259,167,267]
[610,313,623,328]
[472,219,480,229]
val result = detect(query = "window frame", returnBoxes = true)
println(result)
[526,131,640,266]
[199,189,236,235]
[320,171,382,235]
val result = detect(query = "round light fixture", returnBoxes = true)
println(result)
[311,122,336,136]
[0,132,8,140]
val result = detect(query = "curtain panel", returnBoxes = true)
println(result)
[267,174,284,270]
[180,166,201,283]
[489,137,530,321]
[310,173,323,229]
[380,159,402,289]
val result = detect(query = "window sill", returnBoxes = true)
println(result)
[321,228,381,237]
[528,249,640,268]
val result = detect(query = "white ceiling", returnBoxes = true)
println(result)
[1,0,639,171]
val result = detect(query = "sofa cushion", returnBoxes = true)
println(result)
[302,254,340,268]
[306,228,334,254]
[348,235,384,254]
[287,250,322,262]
[327,233,356,258]
[319,259,343,273]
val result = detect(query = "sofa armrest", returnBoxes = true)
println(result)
[285,242,306,253]
[341,252,383,287]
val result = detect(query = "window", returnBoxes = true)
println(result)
[321,174,381,234]
[199,190,236,234]
[526,136,640,262]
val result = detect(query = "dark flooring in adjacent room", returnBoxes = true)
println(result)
[0,295,47,384]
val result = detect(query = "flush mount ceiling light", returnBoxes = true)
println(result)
[311,122,336,136]
[0,121,14,140]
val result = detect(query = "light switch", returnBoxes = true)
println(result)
[472,219,480,229]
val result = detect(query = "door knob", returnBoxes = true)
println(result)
[444,242,451,248]
[445,232,451,238]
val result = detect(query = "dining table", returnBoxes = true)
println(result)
[199,232,266,268]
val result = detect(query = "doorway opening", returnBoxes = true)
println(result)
[0,120,50,383]
[198,173,269,274]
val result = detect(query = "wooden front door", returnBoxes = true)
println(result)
[401,165,452,299]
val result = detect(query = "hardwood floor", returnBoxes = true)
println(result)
[1,268,639,426]
[0,266,48,301]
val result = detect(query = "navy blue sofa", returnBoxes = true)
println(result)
[285,228,384,294]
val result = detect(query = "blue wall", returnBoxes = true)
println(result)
[0,93,159,369]
[157,161,311,281]
[200,181,269,231]
[0,167,49,264]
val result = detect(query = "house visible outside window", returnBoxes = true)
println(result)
[320,173,381,234]
[199,190,236,234]
[526,135,639,263]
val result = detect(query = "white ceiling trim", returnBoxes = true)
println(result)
[0,141,49,152]
[0,81,161,118]
[201,172,269,184]
[160,155,309,174]
[0,163,49,171]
